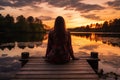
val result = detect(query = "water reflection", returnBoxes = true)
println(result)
[71,32,120,47]
[71,32,120,79]
[0,43,15,50]
[0,33,46,43]
[0,33,45,50]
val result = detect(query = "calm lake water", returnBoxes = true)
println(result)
[0,32,120,79]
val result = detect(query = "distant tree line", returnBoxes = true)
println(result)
[68,18,120,32]
[0,14,46,33]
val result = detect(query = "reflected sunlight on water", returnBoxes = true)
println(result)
[71,33,120,76]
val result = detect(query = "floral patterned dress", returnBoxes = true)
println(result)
[45,30,74,64]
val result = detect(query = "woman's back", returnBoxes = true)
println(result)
[49,30,69,45]
[46,30,71,64]
[45,16,78,64]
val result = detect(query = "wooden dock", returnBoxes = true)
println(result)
[12,54,99,80]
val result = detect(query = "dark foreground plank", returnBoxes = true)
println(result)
[12,79,96,80]
[16,70,95,75]
[14,74,98,79]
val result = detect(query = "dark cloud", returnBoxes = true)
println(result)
[42,0,70,7]
[0,0,41,7]
[81,14,102,20]
[0,0,104,13]
[106,0,120,10]
[0,7,4,10]
[38,16,54,21]
[74,3,104,13]
[42,0,104,12]
[0,0,11,6]
[12,0,41,7]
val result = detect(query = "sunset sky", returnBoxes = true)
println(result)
[0,0,120,28]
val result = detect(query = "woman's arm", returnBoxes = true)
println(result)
[67,32,79,60]
[67,32,75,59]
[45,31,52,57]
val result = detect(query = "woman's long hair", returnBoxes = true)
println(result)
[54,16,66,43]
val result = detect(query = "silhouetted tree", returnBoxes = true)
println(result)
[0,14,4,25]
[0,14,5,32]
[5,14,14,25]
[95,23,101,28]
[4,14,14,32]
[102,21,109,32]
[35,18,42,24]
[0,14,46,33]
[90,24,93,28]
[86,25,90,31]
[33,18,45,32]
[112,19,120,32]
[27,16,34,24]
[16,15,28,32]
[68,18,120,32]
[16,15,26,23]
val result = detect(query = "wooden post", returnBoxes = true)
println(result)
[20,52,29,67]
[91,52,98,58]
[21,52,29,59]
[87,52,100,73]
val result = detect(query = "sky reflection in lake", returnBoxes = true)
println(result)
[71,33,120,75]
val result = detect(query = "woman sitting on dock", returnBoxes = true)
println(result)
[45,16,78,64]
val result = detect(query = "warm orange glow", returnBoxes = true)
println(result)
[90,33,96,40]
[1,0,120,28]
[71,34,120,56]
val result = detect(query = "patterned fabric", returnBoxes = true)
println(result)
[46,30,74,64]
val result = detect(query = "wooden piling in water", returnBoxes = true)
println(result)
[87,52,100,73]
[19,52,29,67]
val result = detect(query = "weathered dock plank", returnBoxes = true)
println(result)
[12,56,99,80]
[16,70,95,74]
[13,79,96,80]
[14,74,98,79]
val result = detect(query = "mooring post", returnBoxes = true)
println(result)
[87,52,100,73]
[20,52,29,67]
